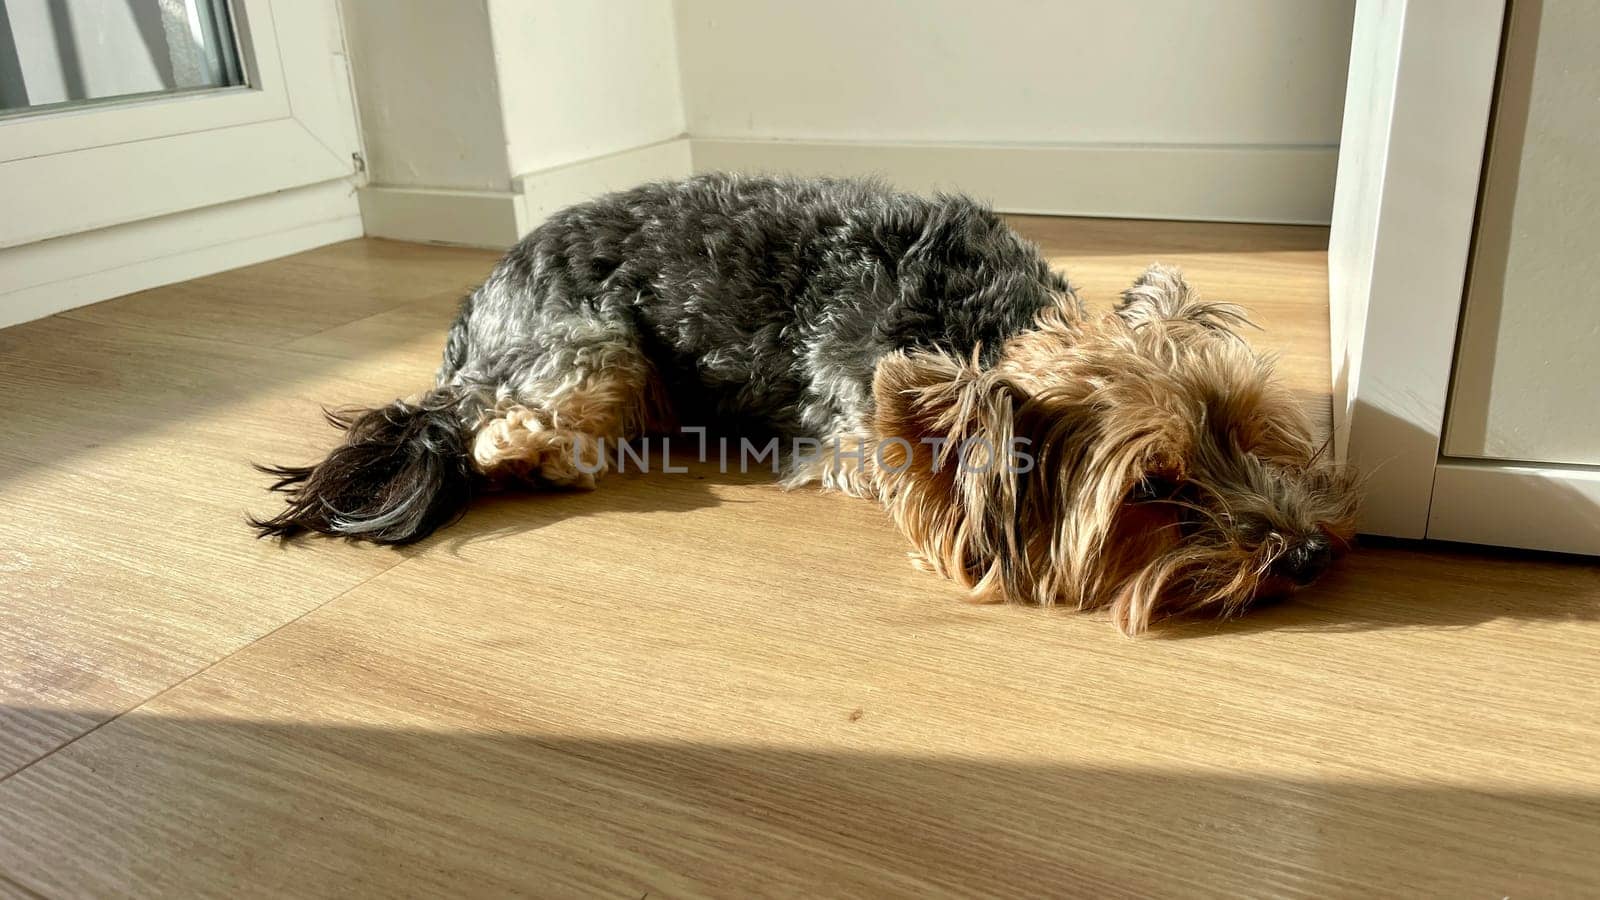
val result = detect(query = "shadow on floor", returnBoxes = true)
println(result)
[1157,535,1600,639]
[425,455,763,556]
[0,708,1593,896]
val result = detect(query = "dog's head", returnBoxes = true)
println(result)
[872,264,1361,634]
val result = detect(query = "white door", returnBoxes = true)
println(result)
[0,0,363,328]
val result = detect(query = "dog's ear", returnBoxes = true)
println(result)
[872,350,1035,601]
[872,349,985,452]
[1114,264,1250,335]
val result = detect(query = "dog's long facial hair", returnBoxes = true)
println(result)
[871,265,1361,635]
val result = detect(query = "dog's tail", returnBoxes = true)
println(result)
[249,385,483,544]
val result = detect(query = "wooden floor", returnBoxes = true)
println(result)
[2,218,1598,897]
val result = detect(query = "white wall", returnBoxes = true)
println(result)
[344,0,689,245]
[674,0,1354,147]
[346,0,1357,243]
[341,0,513,191]
[341,0,684,192]
[676,0,1354,224]
[487,0,684,175]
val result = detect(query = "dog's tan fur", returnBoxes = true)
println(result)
[870,265,1360,635]
[472,355,669,487]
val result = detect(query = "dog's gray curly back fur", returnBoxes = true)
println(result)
[444,172,1078,440]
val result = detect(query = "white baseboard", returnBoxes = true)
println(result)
[357,185,524,249]
[1428,460,1600,556]
[517,137,693,230]
[358,139,694,249]
[690,138,1339,225]
[1,178,362,330]
[353,135,1333,250]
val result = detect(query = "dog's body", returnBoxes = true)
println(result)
[447,174,1072,470]
[255,173,1359,633]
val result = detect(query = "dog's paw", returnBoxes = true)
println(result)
[473,405,604,488]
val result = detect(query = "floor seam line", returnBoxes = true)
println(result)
[0,552,417,788]
[49,309,398,355]
[274,307,409,354]
[32,310,446,383]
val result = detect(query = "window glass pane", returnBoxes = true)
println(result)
[0,0,244,116]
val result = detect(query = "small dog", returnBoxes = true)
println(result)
[253,173,1360,633]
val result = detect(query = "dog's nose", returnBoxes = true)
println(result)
[1273,537,1332,586]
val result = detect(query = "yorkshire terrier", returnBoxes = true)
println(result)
[253,173,1360,634]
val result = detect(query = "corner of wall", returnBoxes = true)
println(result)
[516,137,694,234]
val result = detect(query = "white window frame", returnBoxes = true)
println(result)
[0,0,358,250]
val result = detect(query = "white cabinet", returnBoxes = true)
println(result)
[1331,0,1600,556]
